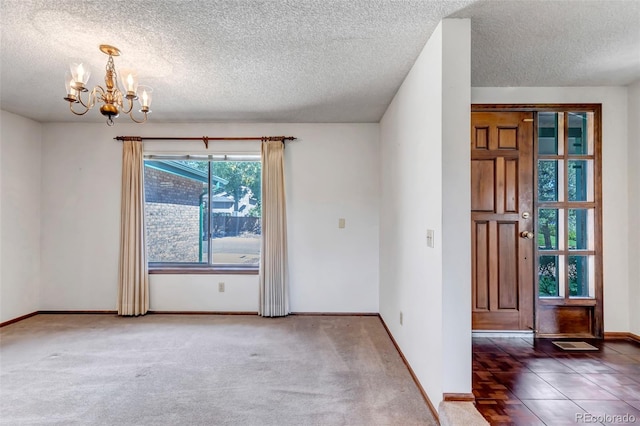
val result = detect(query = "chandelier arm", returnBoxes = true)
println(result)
[77,86,103,109]
[121,96,135,115]
[69,101,91,116]
[93,86,105,104]
[112,89,123,111]
[75,90,90,109]
[129,110,148,124]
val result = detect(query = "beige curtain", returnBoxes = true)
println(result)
[118,138,149,316]
[259,140,289,317]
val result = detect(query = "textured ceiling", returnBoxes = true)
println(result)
[0,0,638,124]
[452,0,640,87]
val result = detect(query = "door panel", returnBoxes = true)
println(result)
[471,160,495,211]
[474,221,490,310]
[505,159,518,212]
[497,127,517,149]
[538,305,593,335]
[497,222,518,310]
[471,112,534,331]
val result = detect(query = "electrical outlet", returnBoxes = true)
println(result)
[218,282,225,292]
[338,218,346,229]
[400,311,403,326]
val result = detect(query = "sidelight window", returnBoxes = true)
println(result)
[536,111,599,299]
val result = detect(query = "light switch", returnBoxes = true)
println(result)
[338,218,346,229]
[426,229,435,248]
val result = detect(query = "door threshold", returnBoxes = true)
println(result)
[473,330,534,338]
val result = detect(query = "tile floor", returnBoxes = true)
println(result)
[473,337,640,425]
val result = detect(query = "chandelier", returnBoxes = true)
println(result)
[63,45,152,126]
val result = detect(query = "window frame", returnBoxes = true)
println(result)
[144,154,262,275]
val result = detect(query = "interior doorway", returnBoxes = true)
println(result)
[470,105,603,338]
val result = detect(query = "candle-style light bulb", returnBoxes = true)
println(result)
[70,62,90,90]
[77,64,85,82]
[137,85,152,112]
[63,71,77,102]
[120,69,138,98]
[65,73,73,95]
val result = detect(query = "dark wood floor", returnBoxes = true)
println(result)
[473,336,640,425]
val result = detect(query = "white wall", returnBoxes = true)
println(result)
[150,274,258,312]
[0,110,42,323]
[379,19,471,407]
[628,81,640,336]
[40,122,379,313]
[472,87,630,333]
[441,20,471,398]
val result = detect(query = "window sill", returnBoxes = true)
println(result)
[148,266,258,275]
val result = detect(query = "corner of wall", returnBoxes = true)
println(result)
[440,18,472,397]
[378,17,472,408]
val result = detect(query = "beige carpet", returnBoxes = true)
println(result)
[438,402,488,426]
[0,314,437,425]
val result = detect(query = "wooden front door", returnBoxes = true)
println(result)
[471,112,534,330]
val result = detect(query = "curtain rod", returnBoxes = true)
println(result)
[113,136,297,149]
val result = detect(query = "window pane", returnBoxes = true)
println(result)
[538,160,562,201]
[568,255,593,297]
[538,112,559,155]
[568,112,593,155]
[144,160,209,263]
[210,161,261,267]
[537,209,559,250]
[568,208,594,250]
[568,160,593,201]
[539,255,560,297]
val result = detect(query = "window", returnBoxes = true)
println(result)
[144,155,261,272]
[536,111,600,298]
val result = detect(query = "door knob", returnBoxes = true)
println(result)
[520,231,534,239]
